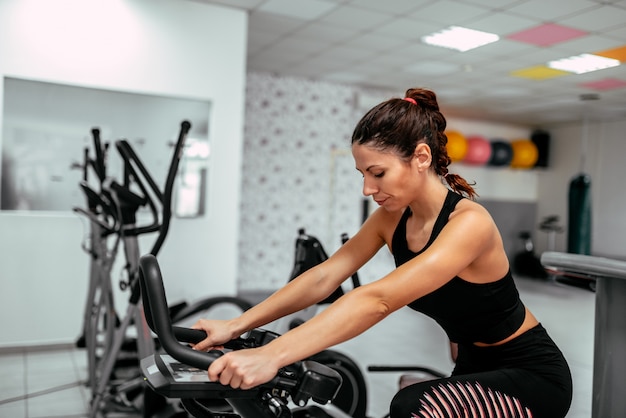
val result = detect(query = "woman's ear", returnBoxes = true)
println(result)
[414,143,432,170]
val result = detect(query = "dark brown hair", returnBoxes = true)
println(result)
[351,88,477,199]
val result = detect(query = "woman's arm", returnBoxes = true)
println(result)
[193,211,388,350]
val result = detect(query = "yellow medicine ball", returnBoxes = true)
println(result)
[446,131,468,162]
[510,139,539,169]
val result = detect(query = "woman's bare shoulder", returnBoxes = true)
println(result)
[364,206,406,245]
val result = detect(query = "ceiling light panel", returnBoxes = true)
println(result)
[548,53,621,74]
[421,26,499,52]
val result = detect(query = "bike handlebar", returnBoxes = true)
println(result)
[138,253,343,406]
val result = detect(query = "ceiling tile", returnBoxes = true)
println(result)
[595,45,626,62]
[347,0,430,15]
[291,21,361,44]
[553,34,626,55]
[507,23,588,47]
[258,0,340,20]
[505,0,599,20]
[409,0,492,25]
[510,66,572,80]
[559,4,626,31]
[319,4,396,29]
[458,0,521,8]
[405,61,461,75]
[373,17,441,40]
[268,36,334,57]
[314,43,383,63]
[604,24,626,42]
[341,33,410,52]
[462,38,537,59]
[464,11,539,36]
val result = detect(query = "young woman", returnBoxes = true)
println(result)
[193,88,573,418]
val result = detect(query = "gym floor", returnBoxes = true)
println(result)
[0,275,595,418]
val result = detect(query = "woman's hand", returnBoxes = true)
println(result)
[208,346,279,390]
[191,318,237,351]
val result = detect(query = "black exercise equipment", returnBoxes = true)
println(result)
[513,231,548,279]
[273,229,367,418]
[567,173,592,255]
[138,253,345,418]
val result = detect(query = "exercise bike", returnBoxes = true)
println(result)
[138,253,348,418]
[137,229,447,418]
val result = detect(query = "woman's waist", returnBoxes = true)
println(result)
[472,307,539,347]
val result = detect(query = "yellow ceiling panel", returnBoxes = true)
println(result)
[510,66,571,80]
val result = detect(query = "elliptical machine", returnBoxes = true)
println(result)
[73,121,252,417]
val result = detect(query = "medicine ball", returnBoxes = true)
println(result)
[488,140,513,166]
[463,135,491,165]
[510,139,539,169]
[446,131,468,162]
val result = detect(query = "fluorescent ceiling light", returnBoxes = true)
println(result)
[548,53,620,74]
[421,26,499,52]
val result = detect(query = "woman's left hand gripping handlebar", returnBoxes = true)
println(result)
[208,346,280,390]
[191,318,236,351]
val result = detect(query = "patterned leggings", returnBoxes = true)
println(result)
[389,325,572,418]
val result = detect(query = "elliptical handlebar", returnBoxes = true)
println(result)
[150,120,191,256]
[109,120,190,244]
[115,139,164,203]
[91,127,107,183]
[74,121,191,247]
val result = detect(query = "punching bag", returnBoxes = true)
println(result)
[567,173,592,255]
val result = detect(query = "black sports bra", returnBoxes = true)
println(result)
[392,190,526,344]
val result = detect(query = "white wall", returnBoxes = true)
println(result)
[0,0,247,347]
[535,119,626,258]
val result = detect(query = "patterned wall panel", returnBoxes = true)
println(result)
[238,73,395,291]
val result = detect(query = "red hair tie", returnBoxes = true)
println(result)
[403,97,417,105]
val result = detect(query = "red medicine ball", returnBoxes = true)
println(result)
[463,136,492,165]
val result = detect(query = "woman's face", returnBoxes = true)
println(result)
[352,143,421,212]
